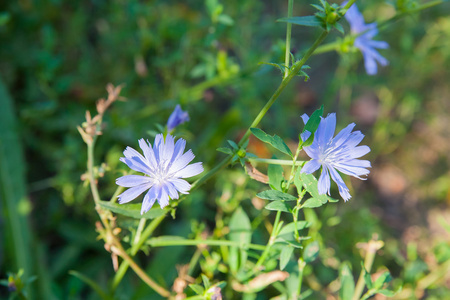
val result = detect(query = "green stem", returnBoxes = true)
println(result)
[248,158,305,166]
[112,214,166,289]
[245,211,282,279]
[296,258,306,299]
[313,41,340,55]
[147,238,266,251]
[238,30,329,147]
[351,246,377,300]
[87,140,101,204]
[284,0,294,78]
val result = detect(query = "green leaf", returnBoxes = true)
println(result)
[362,262,373,289]
[216,147,233,155]
[334,22,344,34]
[302,197,323,208]
[280,245,294,270]
[201,274,210,289]
[265,201,292,213]
[227,140,239,150]
[189,284,205,295]
[303,241,319,263]
[377,289,396,297]
[250,128,293,156]
[278,221,311,235]
[98,201,166,219]
[297,172,338,204]
[69,271,109,300]
[257,190,297,201]
[229,207,252,244]
[301,106,323,147]
[229,207,252,272]
[268,163,284,191]
[373,271,392,289]
[277,16,322,27]
[339,262,355,300]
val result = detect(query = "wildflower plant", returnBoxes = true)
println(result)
[70,0,448,299]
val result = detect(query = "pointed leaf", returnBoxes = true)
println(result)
[277,16,322,27]
[301,106,323,146]
[189,284,205,295]
[268,163,284,191]
[278,221,311,235]
[280,245,294,270]
[250,128,293,156]
[302,197,323,208]
[217,147,233,155]
[69,271,109,300]
[257,190,297,201]
[297,172,338,204]
[339,262,355,300]
[265,201,292,213]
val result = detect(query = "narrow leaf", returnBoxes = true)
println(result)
[298,172,338,204]
[268,163,284,191]
[250,128,293,156]
[280,245,294,270]
[277,16,322,27]
[257,190,297,201]
[339,262,355,300]
[189,284,205,295]
[98,201,166,219]
[69,271,110,300]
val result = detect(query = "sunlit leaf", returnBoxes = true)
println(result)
[250,128,293,157]
[257,190,297,201]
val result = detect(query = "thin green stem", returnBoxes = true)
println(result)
[191,155,233,191]
[112,214,166,289]
[238,30,329,147]
[245,211,282,280]
[147,238,266,251]
[351,245,377,300]
[248,157,305,166]
[296,258,306,299]
[87,141,101,204]
[313,41,340,55]
[284,0,294,78]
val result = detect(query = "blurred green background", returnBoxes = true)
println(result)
[1,0,450,299]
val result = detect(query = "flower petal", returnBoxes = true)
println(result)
[318,166,331,196]
[139,138,157,167]
[168,150,195,174]
[141,187,158,214]
[116,175,153,187]
[117,183,152,204]
[119,157,152,175]
[174,162,204,178]
[329,167,352,201]
[348,145,370,158]
[169,178,191,194]
[301,159,321,174]
[158,187,170,208]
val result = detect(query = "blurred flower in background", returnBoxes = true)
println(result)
[167,105,190,131]
[344,2,389,75]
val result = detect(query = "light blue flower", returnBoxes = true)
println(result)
[301,113,371,201]
[167,105,190,131]
[116,134,203,214]
[344,2,389,75]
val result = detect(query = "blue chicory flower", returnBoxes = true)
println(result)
[116,134,203,214]
[300,113,371,201]
[167,105,190,131]
[344,2,389,75]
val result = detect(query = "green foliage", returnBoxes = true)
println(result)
[98,201,166,219]
[250,128,293,157]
